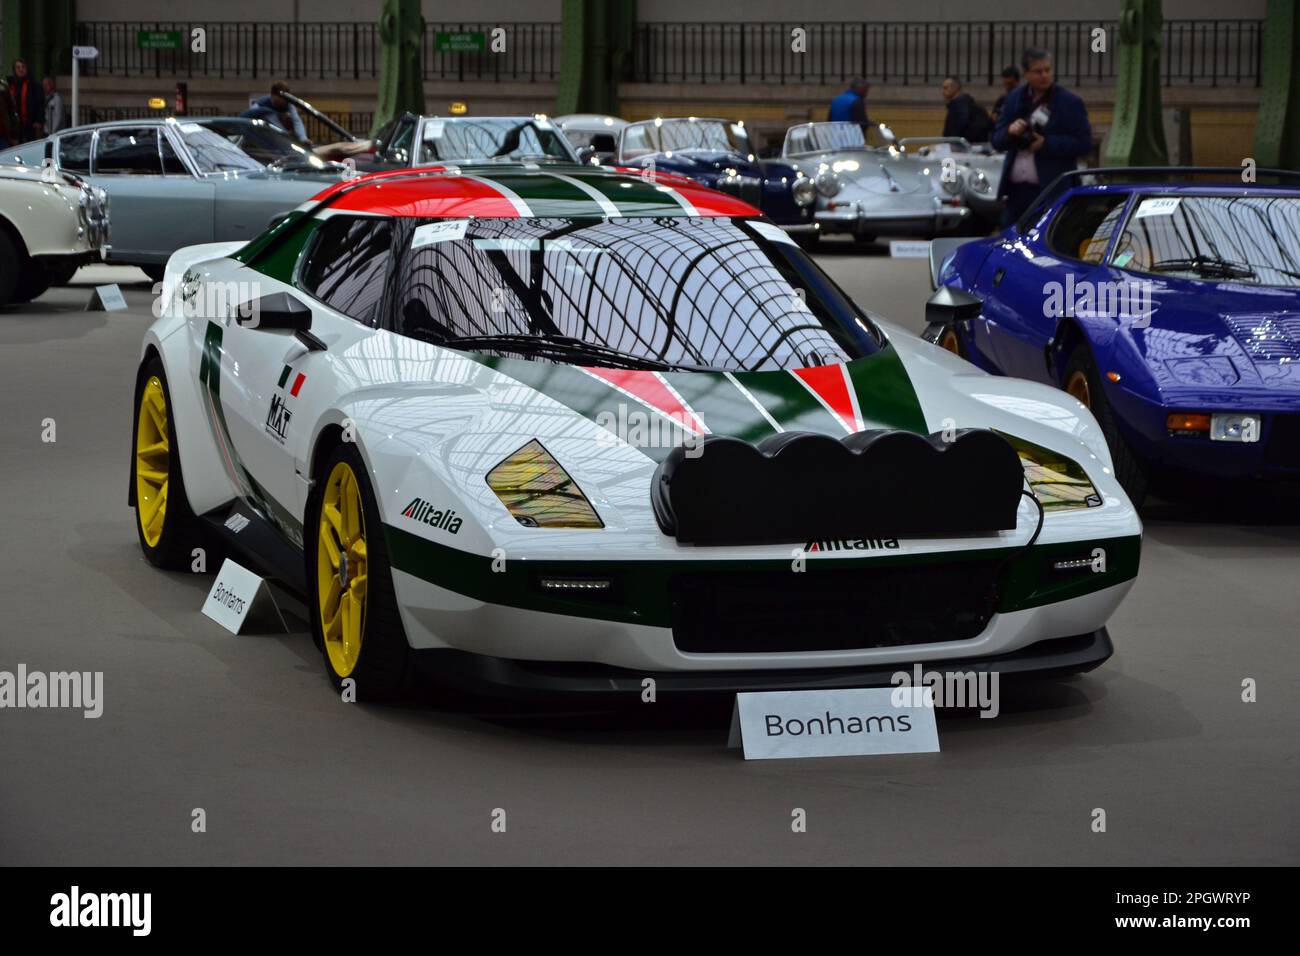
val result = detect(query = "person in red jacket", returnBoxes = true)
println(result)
[7,58,44,142]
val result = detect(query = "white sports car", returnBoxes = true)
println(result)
[131,163,1141,701]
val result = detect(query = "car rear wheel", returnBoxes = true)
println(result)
[1062,344,1148,508]
[937,326,965,357]
[141,264,166,284]
[306,443,413,701]
[132,357,204,568]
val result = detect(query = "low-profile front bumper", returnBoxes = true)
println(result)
[815,200,970,238]
[415,628,1113,699]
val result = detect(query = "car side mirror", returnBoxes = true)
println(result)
[925,285,982,326]
[237,291,327,350]
[575,145,598,165]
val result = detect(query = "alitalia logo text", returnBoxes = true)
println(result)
[401,497,462,534]
[805,538,900,553]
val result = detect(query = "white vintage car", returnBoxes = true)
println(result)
[0,163,109,306]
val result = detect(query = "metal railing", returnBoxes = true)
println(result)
[631,20,1263,87]
[73,22,562,82]
[72,19,1262,87]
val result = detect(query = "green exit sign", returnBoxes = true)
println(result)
[136,30,182,51]
[435,32,486,53]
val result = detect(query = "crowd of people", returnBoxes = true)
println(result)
[1,58,66,147]
[828,47,1093,225]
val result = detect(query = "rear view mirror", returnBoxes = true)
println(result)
[925,285,983,326]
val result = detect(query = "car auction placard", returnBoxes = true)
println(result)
[729,687,940,760]
[201,558,286,635]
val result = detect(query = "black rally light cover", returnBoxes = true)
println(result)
[651,428,1024,545]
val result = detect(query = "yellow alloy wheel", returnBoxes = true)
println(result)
[317,460,368,677]
[938,328,962,355]
[1066,369,1092,408]
[135,376,171,548]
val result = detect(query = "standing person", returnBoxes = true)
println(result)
[940,77,991,142]
[241,81,311,143]
[8,58,43,141]
[42,76,64,134]
[0,85,18,148]
[828,77,872,130]
[991,65,1021,123]
[991,48,1092,226]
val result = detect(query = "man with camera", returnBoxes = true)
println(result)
[991,48,1092,226]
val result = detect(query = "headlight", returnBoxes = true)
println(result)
[486,439,604,529]
[969,170,992,194]
[996,432,1101,512]
[815,170,840,197]
[792,176,816,206]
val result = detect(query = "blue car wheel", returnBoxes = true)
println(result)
[1062,344,1148,507]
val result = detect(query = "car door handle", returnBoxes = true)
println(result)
[992,268,1006,288]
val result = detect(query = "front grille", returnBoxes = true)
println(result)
[670,561,1002,654]
[1264,414,1300,468]
[715,175,763,207]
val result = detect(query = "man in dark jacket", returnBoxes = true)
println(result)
[991,48,1092,226]
[828,78,871,130]
[991,65,1021,123]
[940,77,990,143]
[7,58,43,142]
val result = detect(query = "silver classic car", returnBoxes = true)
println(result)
[780,121,970,244]
[0,164,109,306]
[0,118,343,280]
[898,136,1004,226]
[364,114,583,170]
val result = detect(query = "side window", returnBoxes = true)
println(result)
[57,132,92,173]
[94,127,163,175]
[159,134,188,174]
[383,118,415,166]
[299,216,394,325]
[1045,194,1130,263]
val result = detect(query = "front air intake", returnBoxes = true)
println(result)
[651,428,1024,546]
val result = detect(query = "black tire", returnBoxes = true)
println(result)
[132,356,205,569]
[305,442,413,701]
[11,266,51,304]
[0,231,21,307]
[794,231,820,251]
[45,261,81,286]
[140,264,166,283]
[922,322,966,358]
[1061,344,1148,507]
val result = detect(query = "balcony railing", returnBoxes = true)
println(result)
[73,19,1261,87]
[72,22,562,82]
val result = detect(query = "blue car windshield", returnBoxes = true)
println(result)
[1114,194,1300,288]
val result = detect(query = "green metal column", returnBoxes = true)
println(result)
[372,0,426,136]
[1102,0,1170,167]
[556,0,634,116]
[1254,0,1300,170]
[2,0,74,79]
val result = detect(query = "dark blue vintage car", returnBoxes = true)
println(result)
[925,168,1300,506]
[614,117,816,234]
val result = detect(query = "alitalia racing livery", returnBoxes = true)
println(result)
[131,163,1142,700]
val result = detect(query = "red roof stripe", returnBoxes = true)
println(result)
[581,367,708,435]
[791,364,860,434]
[327,175,522,218]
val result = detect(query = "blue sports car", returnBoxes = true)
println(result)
[614,117,816,235]
[925,168,1300,506]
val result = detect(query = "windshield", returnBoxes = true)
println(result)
[1113,194,1300,288]
[199,119,319,166]
[418,119,577,164]
[171,122,263,173]
[392,216,878,371]
[619,120,751,161]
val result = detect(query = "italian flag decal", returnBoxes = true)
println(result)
[277,365,306,397]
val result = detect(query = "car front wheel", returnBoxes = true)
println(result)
[1062,344,1148,508]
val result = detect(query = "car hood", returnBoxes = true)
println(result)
[336,323,1131,559]
[1128,286,1300,395]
